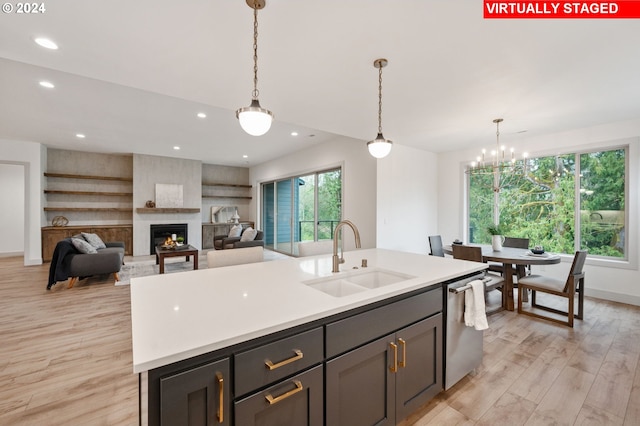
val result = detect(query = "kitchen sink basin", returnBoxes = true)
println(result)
[303,269,415,297]
[343,270,414,289]
[305,278,368,297]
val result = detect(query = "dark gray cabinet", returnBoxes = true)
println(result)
[234,365,324,426]
[326,315,442,426]
[326,335,396,426]
[160,358,230,426]
[395,314,443,420]
[149,285,447,426]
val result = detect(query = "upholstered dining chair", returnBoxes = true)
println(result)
[517,250,587,327]
[452,244,504,304]
[207,246,264,268]
[297,240,333,257]
[428,235,445,257]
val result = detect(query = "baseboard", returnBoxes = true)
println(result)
[586,288,640,307]
[25,256,43,266]
[0,251,23,258]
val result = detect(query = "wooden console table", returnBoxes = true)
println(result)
[42,225,133,262]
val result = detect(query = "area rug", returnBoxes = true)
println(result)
[116,249,290,285]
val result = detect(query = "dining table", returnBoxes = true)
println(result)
[443,244,562,311]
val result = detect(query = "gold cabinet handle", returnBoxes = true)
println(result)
[265,349,303,370]
[389,342,398,373]
[265,380,304,405]
[398,338,406,368]
[216,373,224,423]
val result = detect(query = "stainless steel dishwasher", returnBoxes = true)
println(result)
[444,273,485,389]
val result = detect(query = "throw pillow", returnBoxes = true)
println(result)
[240,227,258,242]
[228,224,243,238]
[81,232,106,249]
[71,237,97,254]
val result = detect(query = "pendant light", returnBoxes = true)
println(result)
[236,0,273,136]
[367,58,393,159]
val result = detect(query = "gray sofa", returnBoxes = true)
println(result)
[47,239,125,289]
[214,229,265,250]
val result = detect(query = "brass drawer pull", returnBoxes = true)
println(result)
[398,338,406,368]
[216,373,224,423]
[265,349,303,370]
[265,380,304,405]
[389,342,398,373]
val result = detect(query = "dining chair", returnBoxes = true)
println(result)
[517,250,587,327]
[297,240,333,257]
[452,244,504,304]
[428,235,445,257]
[207,246,264,268]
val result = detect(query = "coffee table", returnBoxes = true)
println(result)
[155,244,199,274]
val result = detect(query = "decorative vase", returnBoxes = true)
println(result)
[492,235,504,251]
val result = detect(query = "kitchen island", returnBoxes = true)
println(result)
[131,248,486,425]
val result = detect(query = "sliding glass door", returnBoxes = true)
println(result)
[262,168,341,255]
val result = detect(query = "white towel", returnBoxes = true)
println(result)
[464,279,489,331]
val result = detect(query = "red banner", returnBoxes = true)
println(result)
[484,1,640,18]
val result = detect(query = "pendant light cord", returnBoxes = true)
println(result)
[377,63,383,134]
[252,4,259,99]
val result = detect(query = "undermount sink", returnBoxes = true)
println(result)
[304,269,416,297]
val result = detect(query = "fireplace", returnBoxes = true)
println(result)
[150,223,188,254]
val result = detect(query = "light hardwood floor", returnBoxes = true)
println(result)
[1,256,639,425]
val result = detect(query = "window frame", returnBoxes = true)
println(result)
[465,138,637,270]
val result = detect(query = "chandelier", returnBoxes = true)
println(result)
[236,0,273,136]
[367,58,393,159]
[466,118,528,179]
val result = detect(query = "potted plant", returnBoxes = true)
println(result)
[487,224,505,251]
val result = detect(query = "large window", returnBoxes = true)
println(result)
[262,168,342,255]
[468,147,627,259]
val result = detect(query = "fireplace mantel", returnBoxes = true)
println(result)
[136,208,200,213]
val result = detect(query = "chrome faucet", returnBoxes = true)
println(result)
[332,220,362,273]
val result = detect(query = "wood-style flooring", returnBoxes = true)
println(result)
[1,255,639,425]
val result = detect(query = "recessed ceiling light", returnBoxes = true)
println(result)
[34,37,58,50]
[197,112,207,118]
[291,131,298,136]
[242,155,248,158]
[75,134,86,139]
[39,81,54,89]
[173,146,181,150]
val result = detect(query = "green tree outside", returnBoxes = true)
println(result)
[469,148,625,258]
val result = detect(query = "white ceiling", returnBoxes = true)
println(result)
[1,1,639,166]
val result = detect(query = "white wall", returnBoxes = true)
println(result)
[0,164,25,256]
[376,144,439,254]
[250,137,377,250]
[438,118,640,305]
[0,139,44,265]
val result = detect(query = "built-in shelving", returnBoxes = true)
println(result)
[43,172,133,220]
[202,195,252,200]
[201,182,252,200]
[44,172,133,182]
[44,207,132,212]
[202,182,252,189]
[45,190,133,196]
[136,208,201,214]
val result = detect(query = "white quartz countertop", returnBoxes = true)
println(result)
[130,248,486,373]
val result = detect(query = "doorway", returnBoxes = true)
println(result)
[262,168,342,256]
